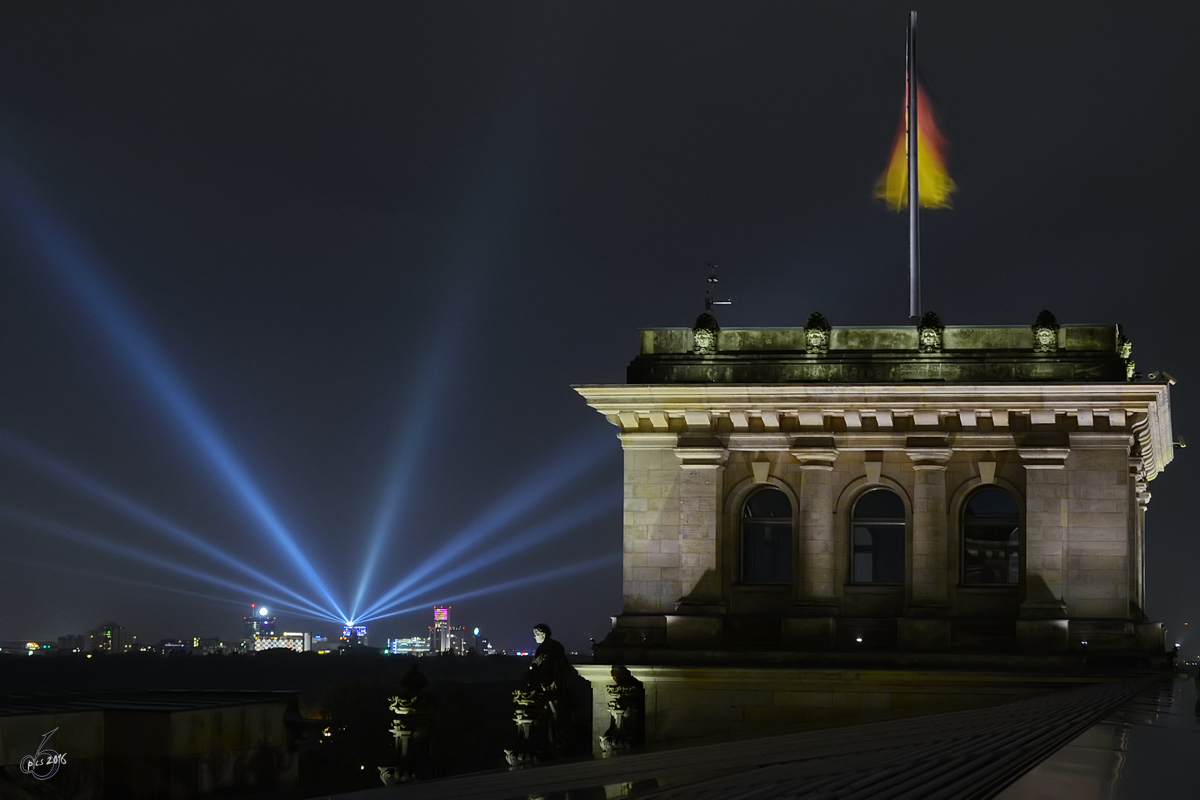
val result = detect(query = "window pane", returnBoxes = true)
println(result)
[853,489,905,520]
[963,487,1019,520]
[742,488,792,583]
[854,552,874,582]
[963,488,1020,585]
[743,487,791,518]
[743,522,792,583]
[850,490,905,585]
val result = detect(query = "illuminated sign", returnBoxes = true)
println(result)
[434,607,450,622]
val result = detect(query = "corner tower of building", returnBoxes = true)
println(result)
[577,311,1173,662]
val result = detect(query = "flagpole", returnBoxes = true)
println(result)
[908,10,920,320]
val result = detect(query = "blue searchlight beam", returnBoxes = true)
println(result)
[0,163,345,620]
[0,427,333,619]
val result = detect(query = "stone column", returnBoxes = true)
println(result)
[1018,446,1071,618]
[905,445,952,608]
[790,443,838,612]
[672,446,727,611]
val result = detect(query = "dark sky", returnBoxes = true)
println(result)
[0,2,1197,654]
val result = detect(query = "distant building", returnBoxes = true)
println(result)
[387,637,430,655]
[340,625,368,647]
[57,634,86,652]
[311,634,335,655]
[191,637,231,655]
[446,627,471,655]
[472,629,495,655]
[243,604,277,640]
[430,606,451,652]
[0,641,52,656]
[89,622,134,653]
[254,632,311,653]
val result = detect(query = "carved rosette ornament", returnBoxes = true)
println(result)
[917,311,944,353]
[692,313,719,355]
[1031,310,1059,353]
[1118,331,1135,381]
[804,312,831,354]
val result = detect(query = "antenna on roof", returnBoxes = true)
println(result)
[705,263,732,312]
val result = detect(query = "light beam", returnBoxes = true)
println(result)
[0,507,344,624]
[349,303,468,619]
[361,488,617,620]
[357,436,614,620]
[357,553,621,625]
[0,427,333,619]
[0,162,345,620]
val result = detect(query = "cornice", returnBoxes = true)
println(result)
[579,382,1174,480]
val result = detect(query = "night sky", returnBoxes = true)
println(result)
[0,2,1197,655]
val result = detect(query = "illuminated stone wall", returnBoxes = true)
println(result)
[580,321,1172,657]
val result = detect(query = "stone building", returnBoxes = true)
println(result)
[579,312,1174,659]
[575,311,1174,746]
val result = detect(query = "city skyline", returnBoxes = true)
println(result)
[10,601,536,656]
[1,3,1197,653]
[4,599,528,657]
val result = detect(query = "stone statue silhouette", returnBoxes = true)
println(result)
[506,623,575,765]
[528,623,573,754]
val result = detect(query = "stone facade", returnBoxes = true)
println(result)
[578,319,1174,662]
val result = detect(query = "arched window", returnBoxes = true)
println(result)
[962,487,1020,585]
[741,487,792,584]
[851,489,905,584]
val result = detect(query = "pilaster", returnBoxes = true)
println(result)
[672,445,728,609]
[790,441,838,612]
[905,443,952,610]
[1019,445,1070,619]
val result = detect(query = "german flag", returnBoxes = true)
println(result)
[875,79,955,210]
